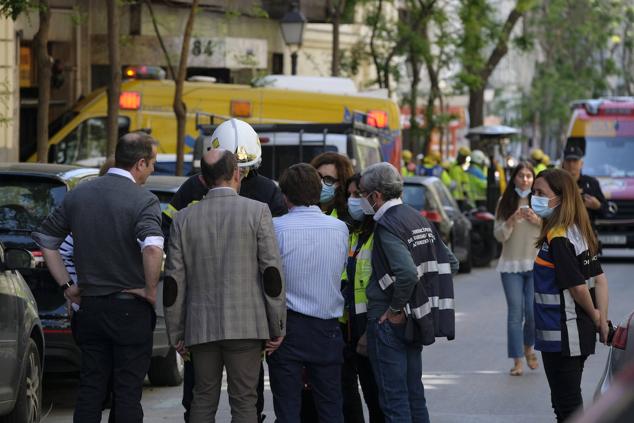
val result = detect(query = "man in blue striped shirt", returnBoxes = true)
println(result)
[268,163,348,423]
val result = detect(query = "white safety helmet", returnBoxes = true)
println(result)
[202,118,262,169]
[470,149,489,167]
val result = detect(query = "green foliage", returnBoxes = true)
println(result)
[514,0,626,140]
[0,0,34,20]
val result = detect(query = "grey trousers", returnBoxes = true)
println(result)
[190,339,263,423]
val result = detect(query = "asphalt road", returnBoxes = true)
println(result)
[41,249,634,422]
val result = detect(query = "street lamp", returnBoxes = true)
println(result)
[280,3,307,75]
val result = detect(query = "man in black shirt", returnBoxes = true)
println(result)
[562,145,608,225]
[162,119,286,423]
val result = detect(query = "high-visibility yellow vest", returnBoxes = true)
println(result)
[340,231,373,323]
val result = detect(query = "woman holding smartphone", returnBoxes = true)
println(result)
[532,168,609,422]
[494,162,541,376]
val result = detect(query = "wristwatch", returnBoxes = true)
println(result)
[62,280,75,291]
[388,306,402,315]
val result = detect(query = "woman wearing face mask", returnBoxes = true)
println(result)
[532,168,609,422]
[311,152,354,220]
[494,162,541,376]
[340,174,384,423]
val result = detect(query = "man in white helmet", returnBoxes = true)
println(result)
[162,118,287,423]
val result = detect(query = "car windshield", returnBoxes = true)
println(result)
[583,137,634,177]
[402,184,428,211]
[0,175,67,231]
[260,145,338,180]
[432,179,457,209]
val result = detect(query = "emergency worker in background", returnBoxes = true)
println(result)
[341,174,384,423]
[401,150,416,177]
[311,152,354,220]
[449,146,472,210]
[162,118,286,423]
[467,149,488,206]
[420,151,454,190]
[530,148,547,175]
[561,145,607,234]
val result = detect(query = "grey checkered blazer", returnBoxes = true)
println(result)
[164,188,286,347]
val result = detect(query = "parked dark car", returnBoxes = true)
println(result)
[595,309,634,399]
[0,246,44,423]
[0,164,183,386]
[403,176,472,272]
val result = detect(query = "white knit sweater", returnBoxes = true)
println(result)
[494,197,541,273]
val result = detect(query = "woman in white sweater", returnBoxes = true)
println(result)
[494,162,541,376]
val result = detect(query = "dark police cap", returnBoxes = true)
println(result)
[563,145,584,160]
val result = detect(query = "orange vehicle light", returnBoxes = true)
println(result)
[368,110,388,128]
[231,100,252,118]
[119,91,141,110]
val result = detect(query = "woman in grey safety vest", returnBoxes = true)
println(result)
[341,173,385,423]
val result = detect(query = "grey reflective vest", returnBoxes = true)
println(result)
[372,204,456,346]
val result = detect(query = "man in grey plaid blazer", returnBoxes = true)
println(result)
[164,149,286,423]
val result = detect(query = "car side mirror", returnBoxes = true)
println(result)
[4,248,36,270]
[49,141,68,164]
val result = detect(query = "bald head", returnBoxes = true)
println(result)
[201,149,238,188]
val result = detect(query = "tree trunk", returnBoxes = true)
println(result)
[174,0,199,176]
[145,0,176,79]
[369,0,384,88]
[106,0,121,158]
[408,57,421,153]
[468,87,485,128]
[34,0,51,163]
[330,0,344,76]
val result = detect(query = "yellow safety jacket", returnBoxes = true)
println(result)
[534,163,547,175]
[448,163,470,202]
[340,231,373,323]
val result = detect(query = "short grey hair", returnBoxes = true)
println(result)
[360,162,403,201]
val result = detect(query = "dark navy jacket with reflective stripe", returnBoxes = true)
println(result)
[372,204,455,346]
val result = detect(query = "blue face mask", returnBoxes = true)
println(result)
[320,183,336,204]
[348,197,365,221]
[531,195,556,218]
[515,187,531,198]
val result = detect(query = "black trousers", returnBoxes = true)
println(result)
[182,355,267,422]
[341,350,384,423]
[541,351,588,422]
[73,296,155,423]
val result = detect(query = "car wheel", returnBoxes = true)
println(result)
[458,234,472,274]
[147,347,184,386]
[4,338,42,423]
[459,248,472,274]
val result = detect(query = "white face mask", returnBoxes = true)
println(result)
[515,187,531,198]
[360,195,376,215]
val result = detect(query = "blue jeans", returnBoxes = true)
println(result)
[500,271,535,358]
[367,319,429,423]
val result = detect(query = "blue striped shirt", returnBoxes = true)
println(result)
[273,206,349,319]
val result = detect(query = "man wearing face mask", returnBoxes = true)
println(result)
[359,162,456,423]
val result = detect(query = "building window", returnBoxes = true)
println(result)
[272,53,284,74]
[130,3,141,36]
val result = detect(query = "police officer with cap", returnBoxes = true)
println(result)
[162,118,286,422]
[561,144,608,228]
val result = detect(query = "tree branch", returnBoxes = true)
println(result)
[145,0,176,79]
